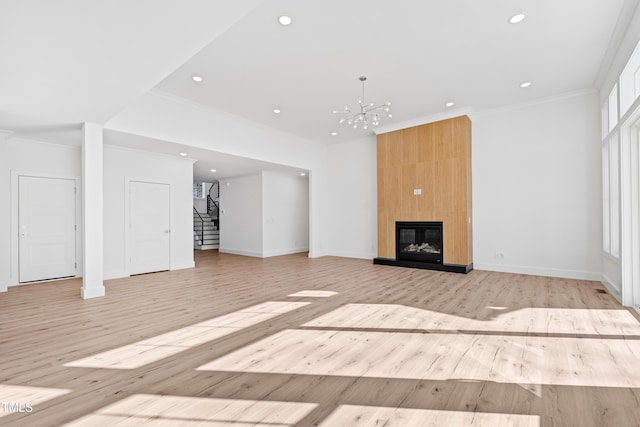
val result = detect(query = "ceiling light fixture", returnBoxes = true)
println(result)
[179,152,188,157]
[445,101,455,107]
[509,13,526,24]
[210,169,217,173]
[300,173,306,176]
[278,15,292,26]
[273,108,281,114]
[331,132,337,136]
[192,75,203,82]
[520,81,532,88]
[333,76,392,130]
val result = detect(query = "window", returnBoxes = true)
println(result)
[602,141,610,252]
[610,134,620,257]
[609,84,619,131]
[603,134,620,257]
[602,101,609,139]
[620,41,640,116]
[193,183,204,198]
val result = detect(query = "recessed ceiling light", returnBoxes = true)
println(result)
[179,152,188,157]
[509,13,526,24]
[331,132,338,136]
[210,169,216,173]
[278,15,292,26]
[520,81,532,88]
[300,173,306,176]
[273,108,281,114]
[445,101,455,107]
[192,75,203,82]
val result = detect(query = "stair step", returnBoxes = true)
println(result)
[194,235,219,240]
[195,244,219,250]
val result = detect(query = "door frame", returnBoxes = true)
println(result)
[124,177,172,276]
[10,171,81,287]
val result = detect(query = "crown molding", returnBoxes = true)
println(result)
[473,88,597,118]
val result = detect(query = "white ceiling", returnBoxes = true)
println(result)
[0,0,262,130]
[155,0,631,144]
[0,0,636,176]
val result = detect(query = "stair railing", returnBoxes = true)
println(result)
[206,194,220,230]
[193,207,204,244]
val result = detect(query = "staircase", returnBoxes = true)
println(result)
[193,210,219,250]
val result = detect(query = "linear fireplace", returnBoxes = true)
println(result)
[396,221,443,264]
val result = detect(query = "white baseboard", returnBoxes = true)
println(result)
[474,262,601,281]
[171,261,196,271]
[600,273,622,302]
[327,250,376,260]
[104,270,128,281]
[0,279,7,293]
[81,285,106,299]
[219,248,263,258]
[308,251,330,259]
[262,248,309,258]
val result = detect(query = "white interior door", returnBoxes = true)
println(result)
[19,176,76,283]
[129,181,171,275]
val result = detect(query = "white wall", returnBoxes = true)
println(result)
[597,1,640,303]
[472,91,602,280]
[105,91,330,257]
[0,137,83,288]
[218,172,309,257]
[103,145,194,279]
[326,136,378,259]
[321,94,602,279]
[219,174,263,257]
[263,171,309,257]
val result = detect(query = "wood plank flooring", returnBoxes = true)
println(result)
[1,250,639,426]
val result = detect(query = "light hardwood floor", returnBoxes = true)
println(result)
[1,251,639,426]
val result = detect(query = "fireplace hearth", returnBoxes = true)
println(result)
[396,221,443,264]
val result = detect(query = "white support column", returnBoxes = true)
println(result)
[0,130,12,293]
[81,123,105,299]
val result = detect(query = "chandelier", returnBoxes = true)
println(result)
[333,76,392,130]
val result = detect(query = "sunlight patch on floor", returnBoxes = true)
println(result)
[197,328,640,388]
[63,301,310,369]
[303,303,640,335]
[62,394,317,426]
[0,385,71,417]
[318,405,540,427]
[287,290,338,298]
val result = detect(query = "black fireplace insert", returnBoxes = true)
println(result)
[396,221,443,264]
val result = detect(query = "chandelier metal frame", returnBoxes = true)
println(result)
[333,76,392,130]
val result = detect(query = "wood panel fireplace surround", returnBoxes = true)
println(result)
[373,115,473,274]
